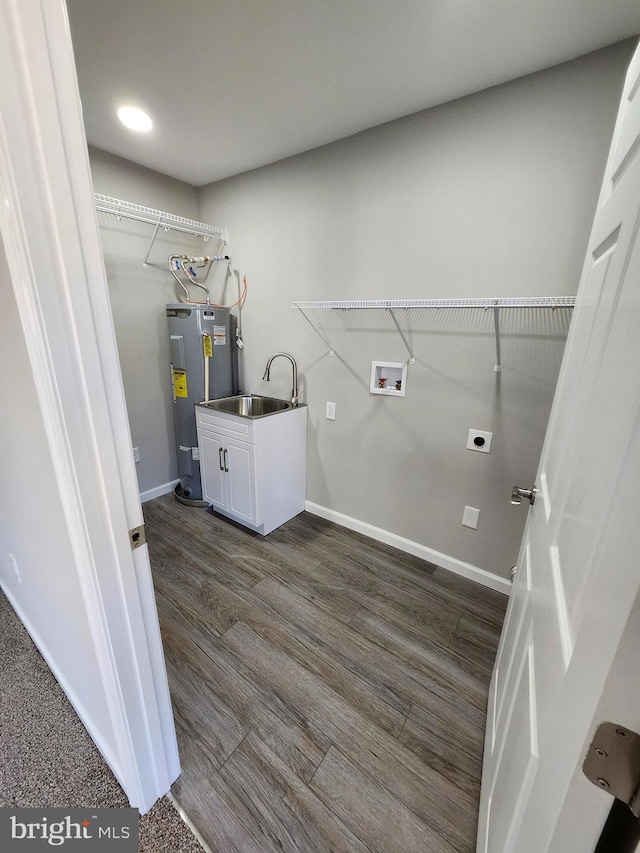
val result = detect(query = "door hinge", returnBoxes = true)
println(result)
[128,524,146,550]
[583,723,640,817]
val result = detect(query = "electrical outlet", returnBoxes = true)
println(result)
[326,402,336,421]
[462,506,480,529]
[9,553,21,583]
[133,446,140,463]
[467,429,493,453]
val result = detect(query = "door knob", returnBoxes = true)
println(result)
[511,486,536,506]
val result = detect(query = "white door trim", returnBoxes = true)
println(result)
[0,0,178,812]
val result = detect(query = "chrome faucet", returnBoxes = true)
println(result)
[262,352,299,406]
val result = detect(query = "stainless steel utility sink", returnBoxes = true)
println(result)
[197,394,293,419]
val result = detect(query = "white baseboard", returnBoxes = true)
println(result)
[1,581,125,789]
[304,501,511,595]
[139,479,180,504]
[168,793,215,853]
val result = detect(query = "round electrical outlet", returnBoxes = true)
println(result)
[474,436,486,447]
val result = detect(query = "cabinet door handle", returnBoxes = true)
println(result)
[218,447,224,471]
[223,449,229,472]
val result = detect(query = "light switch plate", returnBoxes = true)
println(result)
[326,402,336,421]
[462,506,480,529]
[133,446,140,463]
[467,429,493,453]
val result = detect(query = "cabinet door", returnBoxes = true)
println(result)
[225,437,257,525]
[198,431,225,510]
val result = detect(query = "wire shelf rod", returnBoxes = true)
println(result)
[293,297,576,310]
[493,304,502,372]
[295,306,336,356]
[388,307,415,363]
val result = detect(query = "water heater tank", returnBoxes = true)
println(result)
[166,303,239,503]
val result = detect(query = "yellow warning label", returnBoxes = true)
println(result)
[202,334,213,358]
[173,368,188,398]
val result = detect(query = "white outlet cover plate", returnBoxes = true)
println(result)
[326,402,336,420]
[467,429,493,453]
[462,506,480,529]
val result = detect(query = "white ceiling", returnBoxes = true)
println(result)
[67,0,640,187]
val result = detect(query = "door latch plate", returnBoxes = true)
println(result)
[583,722,640,817]
[129,524,146,550]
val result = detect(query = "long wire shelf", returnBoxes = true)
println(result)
[293,296,577,370]
[94,193,228,267]
[293,297,577,309]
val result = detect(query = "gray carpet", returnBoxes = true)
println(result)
[0,591,202,852]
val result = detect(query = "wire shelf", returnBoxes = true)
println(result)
[293,297,577,310]
[94,194,227,241]
[293,296,577,369]
[94,194,228,267]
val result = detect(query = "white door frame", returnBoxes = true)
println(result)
[0,0,179,812]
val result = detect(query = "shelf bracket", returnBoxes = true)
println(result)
[388,308,415,364]
[493,303,502,372]
[143,213,163,268]
[295,306,335,356]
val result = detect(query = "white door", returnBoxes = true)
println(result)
[478,43,640,853]
[225,437,257,524]
[199,431,226,510]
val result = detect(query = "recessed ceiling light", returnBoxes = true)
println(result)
[117,106,152,133]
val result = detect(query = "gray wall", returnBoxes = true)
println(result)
[0,236,117,760]
[89,147,202,493]
[197,42,632,579]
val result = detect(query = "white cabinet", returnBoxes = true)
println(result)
[196,402,307,535]
[199,432,256,524]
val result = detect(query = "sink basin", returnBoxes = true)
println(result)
[197,394,293,419]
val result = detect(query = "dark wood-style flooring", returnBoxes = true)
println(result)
[144,494,508,853]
